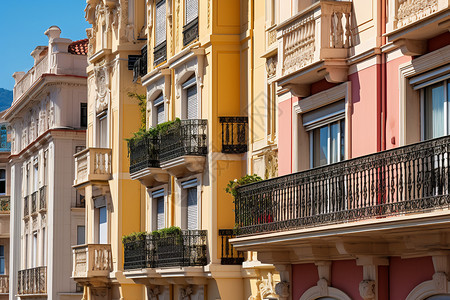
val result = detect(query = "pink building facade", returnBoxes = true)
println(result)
[233,1,450,299]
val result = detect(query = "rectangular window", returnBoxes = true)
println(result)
[98,113,108,148]
[155,0,167,46]
[152,189,165,230]
[32,231,37,268]
[42,227,46,265]
[187,187,198,230]
[0,245,4,275]
[311,120,345,168]
[80,103,87,128]
[154,94,165,125]
[99,206,107,244]
[77,226,86,245]
[185,0,198,25]
[423,81,449,140]
[33,163,38,192]
[0,169,5,195]
[182,76,198,120]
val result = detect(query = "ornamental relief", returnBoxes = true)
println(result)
[396,0,438,29]
[95,66,111,113]
[85,0,121,39]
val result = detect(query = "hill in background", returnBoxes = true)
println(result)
[0,88,13,112]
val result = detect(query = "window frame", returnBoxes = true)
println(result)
[0,169,6,195]
[309,119,345,168]
[420,79,450,141]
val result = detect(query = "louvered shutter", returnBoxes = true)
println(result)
[187,85,198,119]
[185,0,198,25]
[156,105,165,124]
[187,187,198,230]
[156,197,164,230]
[155,0,167,46]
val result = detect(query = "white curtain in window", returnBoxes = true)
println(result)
[185,0,198,24]
[155,0,167,46]
[424,82,445,140]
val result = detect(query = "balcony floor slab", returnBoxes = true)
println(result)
[160,156,206,178]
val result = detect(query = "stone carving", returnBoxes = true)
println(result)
[176,0,181,49]
[359,280,375,300]
[95,66,110,113]
[318,278,329,297]
[433,272,447,292]
[147,286,160,300]
[179,286,193,300]
[264,149,278,179]
[267,28,277,47]
[258,272,276,299]
[125,24,135,43]
[86,28,96,55]
[266,56,277,78]
[396,0,438,29]
[275,281,290,299]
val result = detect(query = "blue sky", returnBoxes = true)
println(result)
[0,1,88,90]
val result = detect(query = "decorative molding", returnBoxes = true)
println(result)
[359,280,376,300]
[275,281,290,300]
[293,82,348,114]
[179,285,193,300]
[94,65,110,114]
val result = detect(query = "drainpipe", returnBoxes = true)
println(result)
[378,0,387,151]
[249,0,255,175]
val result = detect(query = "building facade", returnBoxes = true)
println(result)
[232,0,450,300]
[6,26,87,300]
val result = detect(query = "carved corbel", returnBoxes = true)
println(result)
[356,256,389,300]
[161,69,172,103]
[394,39,427,56]
[192,48,206,87]
[275,281,290,300]
[286,84,310,97]
[179,285,193,300]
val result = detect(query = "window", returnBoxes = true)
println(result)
[32,231,37,268]
[303,100,345,168]
[422,80,450,140]
[25,234,28,268]
[182,75,198,119]
[155,0,166,47]
[185,0,198,25]
[0,169,5,195]
[77,226,86,245]
[154,94,165,125]
[33,162,38,192]
[0,245,4,275]
[80,103,87,128]
[42,227,46,265]
[99,206,107,244]
[181,179,198,230]
[97,112,108,148]
[152,189,165,230]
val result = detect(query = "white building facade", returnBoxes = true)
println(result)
[5,26,87,300]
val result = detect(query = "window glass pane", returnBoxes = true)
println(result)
[0,181,5,195]
[77,226,85,245]
[0,257,4,275]
[155,0,167,46]
[80,103,87,128]
[340,120,345,162]
[330,122,339,164]
[99,115,108,148]
[424,82,445,140]
[313,126,328,167]
[426,296,450,300]
[156,197,164,230]
[99,207,107,244]
[0,170,5,180]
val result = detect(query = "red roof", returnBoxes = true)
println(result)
[68,39,88,55]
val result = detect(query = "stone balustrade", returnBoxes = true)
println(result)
[72,244,113,279]
[278,0,352,80]
[13,56,49,102]
[74,148,112,187]
[0,275,8,294]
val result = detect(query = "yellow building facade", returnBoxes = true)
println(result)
[72,0,283,299]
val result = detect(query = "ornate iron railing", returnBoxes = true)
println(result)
[159,119,207,162]
[154,41,167,66]
[219,229,244,265]
[219,117,248,154]
[24,196,29,217]
[235,135,450,236]
[31,191,38,214]
[0,196,10,212]
[128,135,160,174]
[133,45,147,82]
[183,17,199,46]
[39,186,47,211]
[17,266,47,295]
[0,275,8,294]
[123,230,207,270]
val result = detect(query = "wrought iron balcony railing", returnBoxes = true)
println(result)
[31,191,38,214]
[123,230,207,270]
[39,186,47,211]
[74,148,112,187]
[153,41,167,66]
[0,275,8,294]
[0,196,10,212]
[235,135,450,236]
[219,229,244,265]
[72,244,112,279]
[132,45,147,82]
[159,119,207,162]
[183,17,199,46]
[24,196,29,217]
[128,135,160,174]
[219,117,248,154]
[17,266,47,295]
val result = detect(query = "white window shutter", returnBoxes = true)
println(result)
[187,85,198,119]
[156,197,164,230]
[156,104,165,124]
[185,0,198,25]
[187,187,198,230]
[156,0,167,46]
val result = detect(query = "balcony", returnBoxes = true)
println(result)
[0,196,10,212]
[219,229,244,265]
[74,148,112,188]
[159,119,207,177]
[13,55,48,102]
[132,45,147,83]
[219,117,248,154]
[31,191,38,214]
[0,275,8,294]
[72,244,112,284]
[154,41,167,66]
[276,0,352,97]
[386,0,449,55]
[17,266,47,295]
[123,230,207,270]
[183,17,199,46]
[39,186,47,211]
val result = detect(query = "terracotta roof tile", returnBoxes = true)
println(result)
[68,39,88,56]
